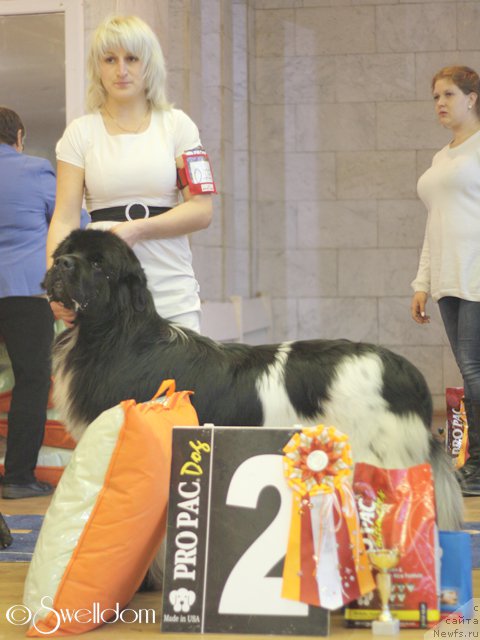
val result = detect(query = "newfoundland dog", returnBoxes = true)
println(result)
[43,229,462,530]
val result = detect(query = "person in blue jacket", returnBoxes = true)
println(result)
[0,106,56,499]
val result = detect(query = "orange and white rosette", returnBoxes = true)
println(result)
[282,425,374,610]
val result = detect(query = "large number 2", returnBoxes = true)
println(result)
[218,454,308,616]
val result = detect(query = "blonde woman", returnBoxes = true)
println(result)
[47,15,214,332]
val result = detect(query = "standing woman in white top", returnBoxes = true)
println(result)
[411,65,480,496]
[47,15,214,332]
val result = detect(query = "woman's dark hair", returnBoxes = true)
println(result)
[432,66,480,117]
[0,106,25,145]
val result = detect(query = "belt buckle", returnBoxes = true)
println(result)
[125,202,150,221]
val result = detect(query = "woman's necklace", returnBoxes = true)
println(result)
[103,105,150,134]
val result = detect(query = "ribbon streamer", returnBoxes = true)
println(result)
[282,425,374,610]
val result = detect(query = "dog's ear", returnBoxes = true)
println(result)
[122,270,149,312]
[129,276,148,312]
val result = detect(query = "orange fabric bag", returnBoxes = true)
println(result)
[24,379,198,636]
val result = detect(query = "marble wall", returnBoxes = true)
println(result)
[248,0,480,409]
[81,0,480,408]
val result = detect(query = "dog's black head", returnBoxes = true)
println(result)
[43,229,151,319]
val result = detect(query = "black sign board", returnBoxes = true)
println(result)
[161,426,329,636]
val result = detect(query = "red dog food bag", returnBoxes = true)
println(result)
[345,463,440,628]
[445,387,469,469]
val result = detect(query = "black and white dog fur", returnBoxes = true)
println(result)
[43,229,463,533]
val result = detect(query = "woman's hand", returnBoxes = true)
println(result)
[110,220,143,247]
[411,291,430,324]
[50,301,76,328]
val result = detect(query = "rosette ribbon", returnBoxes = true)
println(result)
[282,425,374,610]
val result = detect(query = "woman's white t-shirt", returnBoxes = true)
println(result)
[56,109,202,322]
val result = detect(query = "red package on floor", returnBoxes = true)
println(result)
[345,463,440,628]
[445,387,468,469]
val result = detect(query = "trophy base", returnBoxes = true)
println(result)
[372,618,400,635]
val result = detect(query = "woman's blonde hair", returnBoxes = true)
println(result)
[86,15,172,112]
[432,65,480,117]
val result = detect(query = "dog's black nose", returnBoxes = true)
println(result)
[55,256,75,270]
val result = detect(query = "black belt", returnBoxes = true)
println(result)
[90,204,171,223]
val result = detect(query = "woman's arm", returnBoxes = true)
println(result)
[410,228,431,324]
[411,227,431,296]
[46,160,85,268]
[110,154,213,246]
[47,160,85,326]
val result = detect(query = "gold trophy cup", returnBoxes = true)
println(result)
[367,548,400,635]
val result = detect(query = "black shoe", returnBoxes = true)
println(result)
[0,513,12,548]
[459,470,480,497]
[2,480,54,500]
[456,460,478,483]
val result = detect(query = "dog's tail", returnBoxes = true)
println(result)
[430,438,463,530]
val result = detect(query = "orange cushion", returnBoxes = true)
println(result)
[23,380,198,636]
